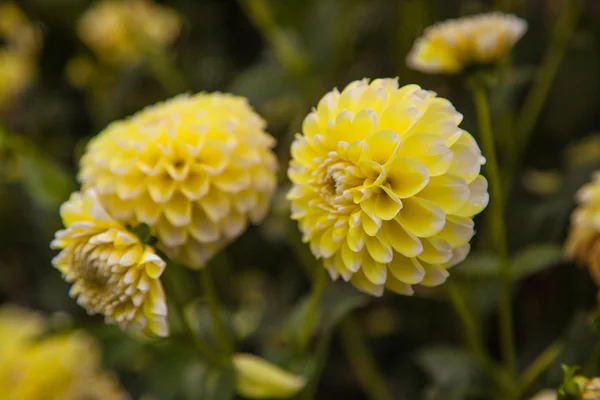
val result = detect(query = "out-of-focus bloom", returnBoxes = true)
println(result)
[51,189,168,337]
[64,55,98,89]
[79,93,278,268]
[0,307,128,400]
[77,0,181,66]
[233,353,306,399]
[0,2,42,107]
[407,12,527,74]
[581,377,600,399]
[0,307,45,367]
[529,389,556,400]
[565,171,600,286]
[287,78,488,296]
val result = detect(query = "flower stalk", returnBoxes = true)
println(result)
[469,77,517,378]
[200,266,234,356]
[298,266,327,353]
[509,0,582,182]
[339,316,392,400]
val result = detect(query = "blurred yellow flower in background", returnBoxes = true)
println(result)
[288,78,488,296]
[79,93,278,268]
[0,307,128,400]
[565,171,600,287]
[77,0,181,66]
[51,189,169,337]
[0,307,45,367]
[0,2,42,107]
[407,12,527,74]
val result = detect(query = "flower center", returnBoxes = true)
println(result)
[77,252,110,290]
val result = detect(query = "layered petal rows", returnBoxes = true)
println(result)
[51,189,168,337]
[78,93,278,268]
[407,12,527,74]
[287,78,489,296]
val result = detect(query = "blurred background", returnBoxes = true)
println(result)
[1,0,600,399]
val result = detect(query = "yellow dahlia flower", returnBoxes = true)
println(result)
[287,78,489,296]
[79,93,278,268]
[77,0,181,66]
[0,329,128,400]
[565,171,600,286]
[51,189,168,337]
[407,12,527,74]
[0,2,42,107]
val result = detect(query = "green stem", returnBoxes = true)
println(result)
[170,297,226,367]
[162,269,225,367]
[517,340,564,398]
[339,316,392,400]
[445,282,516,396]
[509,0,581,181]
[199,267,233,356]
[469,78,517,378]
[284,225,390,399]
[298,266,327,353]
[445,282,491,366]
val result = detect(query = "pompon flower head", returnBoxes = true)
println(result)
[287,78,489,296]
[77,0,181,66]
[78,93,278,268]
[565,171,600,286]
[51,189,168,337]
[407,12,527,74]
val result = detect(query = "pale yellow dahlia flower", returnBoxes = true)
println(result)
[288,78,489,296]
[51,189,168,337]
[77,0,181,66]
[0,306,128,400]
[79,93,278,268]
[565,171,600,286]
[407,12,527,74]
[0,2,42,107]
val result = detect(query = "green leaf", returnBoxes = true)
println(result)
[450,253,499,279]
[416,346,480,400]
[510,244,563,280]
[283,283,368,350]
[20,150,73,211]
[557,365,583,400]
[184,361,236,400]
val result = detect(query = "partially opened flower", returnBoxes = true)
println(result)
[407,12,527,74]
[77,0,181,66]
[565,171,600,286]
[79,93,278,268]
[51,189,168,337]
[288,78,488,296]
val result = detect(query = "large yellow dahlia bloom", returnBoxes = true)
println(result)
[51,189,168,337]
[288,78,489,296]
[77,0,181,66]
[79,93,278,268]
[407,12,527,74]
[565,171,600,286]
[0,307,128,400]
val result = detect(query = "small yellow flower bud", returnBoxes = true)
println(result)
[233,353,306,399]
